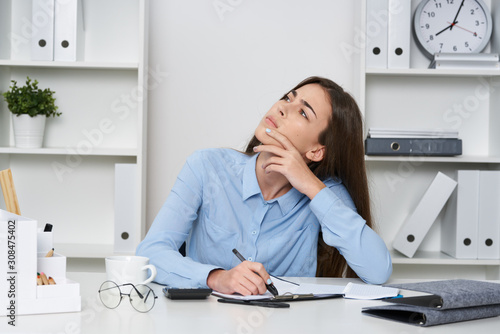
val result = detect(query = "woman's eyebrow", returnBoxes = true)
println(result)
[291,90,317,118]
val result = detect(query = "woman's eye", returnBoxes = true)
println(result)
[285,96,291,102]
[300,110,308,119]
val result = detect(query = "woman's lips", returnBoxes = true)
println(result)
[265,116,277,128]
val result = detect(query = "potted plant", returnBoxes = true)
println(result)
[2,76,61,148]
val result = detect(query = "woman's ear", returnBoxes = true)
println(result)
[307,146,325,162]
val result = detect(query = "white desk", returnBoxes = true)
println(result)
[2,273,500,333]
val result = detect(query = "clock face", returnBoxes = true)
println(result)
[414,0,492,58]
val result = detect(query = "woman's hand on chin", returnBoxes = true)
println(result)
[253,128,325,199]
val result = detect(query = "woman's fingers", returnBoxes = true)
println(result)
[207,261,270,296]
[253,129,302,160]
[258,128,296,152]
[265,128,294,149]
[237,262,270,295]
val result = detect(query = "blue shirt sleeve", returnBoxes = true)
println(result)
[309,186,393,285]
[136,152,219,288]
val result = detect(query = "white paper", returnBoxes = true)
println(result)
[212,278,345,301]
[342,282,399,300]
[368,127,459,139]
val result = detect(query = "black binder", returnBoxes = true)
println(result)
[362,279,500,327]
[364,138,462,156]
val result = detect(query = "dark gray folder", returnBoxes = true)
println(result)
[362,279,500,327]
[364,138,462,156]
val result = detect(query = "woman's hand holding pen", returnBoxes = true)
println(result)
[207,261,271,296]
[253,128,326,200]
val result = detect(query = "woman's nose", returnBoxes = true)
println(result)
[279,103,289,117]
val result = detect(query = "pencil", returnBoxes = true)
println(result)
[37,273,42,286]
[0,169,21,215]
[48,277,56,285]
[40,272,49,285]
[45,248,54,257]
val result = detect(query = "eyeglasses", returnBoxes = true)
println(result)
[98,280,158,313]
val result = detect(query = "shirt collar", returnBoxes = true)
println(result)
[242,153,261,201]
[242,153,304,216]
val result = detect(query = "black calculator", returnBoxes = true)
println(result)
[163,287,212,300]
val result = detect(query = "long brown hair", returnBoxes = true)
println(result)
[245,76,372,278]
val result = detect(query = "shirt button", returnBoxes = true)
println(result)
[248,257,253,261]
[251,230,257,235]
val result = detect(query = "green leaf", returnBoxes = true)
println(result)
[1,76,61,117]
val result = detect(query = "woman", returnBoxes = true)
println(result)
[137,76,392,295]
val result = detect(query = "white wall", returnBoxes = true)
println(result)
[146,0,359,227]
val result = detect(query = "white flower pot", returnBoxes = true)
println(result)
[12,114,47,148]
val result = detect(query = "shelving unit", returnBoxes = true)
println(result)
[0,0,149,259]
[0,60,139,70]
[366,67,500,76]
[0,147,137,156]
[391,250,500,266]
[357,0,500,279]
[365,155,500,164]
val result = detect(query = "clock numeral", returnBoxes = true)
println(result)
[426,11,436,18]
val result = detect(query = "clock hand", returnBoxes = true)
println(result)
[436,0,465,37]
[450,0,465,30]
[447,21,478,36]
[436,23,455,36]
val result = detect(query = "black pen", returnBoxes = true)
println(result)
[217,298,289,308]
[232,248,279,296]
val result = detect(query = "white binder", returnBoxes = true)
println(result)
[441,170,480,259]
[365,0,388,69]
[387,0,411,69]
[54,0,85,61]
[477,171,500,259]
[114,164,138,253]
[31,0,55,61]
[393,172,457,258]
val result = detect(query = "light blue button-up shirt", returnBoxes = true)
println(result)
[136,148,392,287]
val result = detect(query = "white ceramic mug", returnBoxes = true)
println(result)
[105,256,157,286]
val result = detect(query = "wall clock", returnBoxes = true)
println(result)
[413,0,493,58]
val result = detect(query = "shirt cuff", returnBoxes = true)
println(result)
[189,263,221,288]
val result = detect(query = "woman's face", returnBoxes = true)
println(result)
[255,83,331,157]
